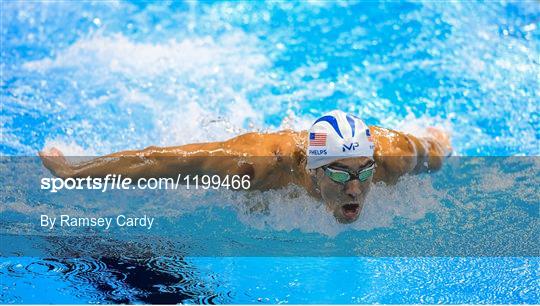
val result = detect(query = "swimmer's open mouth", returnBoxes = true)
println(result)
[341,204,360,219]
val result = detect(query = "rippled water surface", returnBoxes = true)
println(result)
[2,256,539,304]
[1,0,539,304]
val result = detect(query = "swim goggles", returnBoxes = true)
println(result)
[322,162,375,184]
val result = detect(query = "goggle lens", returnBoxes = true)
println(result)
[326,170,350,183]
[358,168,373,181]
[324,164,374,183]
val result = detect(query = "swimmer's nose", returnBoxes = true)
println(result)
[344,181,362,200]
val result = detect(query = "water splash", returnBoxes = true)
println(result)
[2,1,538,156]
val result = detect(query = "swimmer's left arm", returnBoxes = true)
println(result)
[38,131,298,190]
[38,138,262,180]
[371,126,452,184]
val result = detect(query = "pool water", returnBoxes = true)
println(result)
[1,1,539,304]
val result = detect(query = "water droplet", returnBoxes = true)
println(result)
[523,23,537,32]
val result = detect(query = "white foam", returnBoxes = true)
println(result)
[223,174,444,237]
[25,31,273,154]
[43,138,96,156]
[24,33,270,80]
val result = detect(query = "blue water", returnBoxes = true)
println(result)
[1,0,539,304]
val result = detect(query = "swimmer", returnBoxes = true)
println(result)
[40,110,452,223]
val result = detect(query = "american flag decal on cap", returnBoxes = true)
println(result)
[309,133,327,146]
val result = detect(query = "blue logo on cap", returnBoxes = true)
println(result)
[313,114,359,139]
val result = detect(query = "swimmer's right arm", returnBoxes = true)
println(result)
[371,126,452,184]
[39,132,276,181]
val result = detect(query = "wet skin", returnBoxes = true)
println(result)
[40,126,451,223]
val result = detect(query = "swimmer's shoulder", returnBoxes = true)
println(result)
[370,126,416,156]
[222,130,308,189]
[245,129,309,169]
[270,130,309,164]
[226,129,307,155]
[266,129,311,188]
[370,126,420,183]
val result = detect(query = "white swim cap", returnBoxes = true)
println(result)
[306,110,375,169]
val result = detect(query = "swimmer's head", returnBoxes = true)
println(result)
[306,110,375,223]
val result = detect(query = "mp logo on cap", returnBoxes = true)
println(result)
[342,142,360,152]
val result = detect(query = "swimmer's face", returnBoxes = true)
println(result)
[313,157,374,224]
